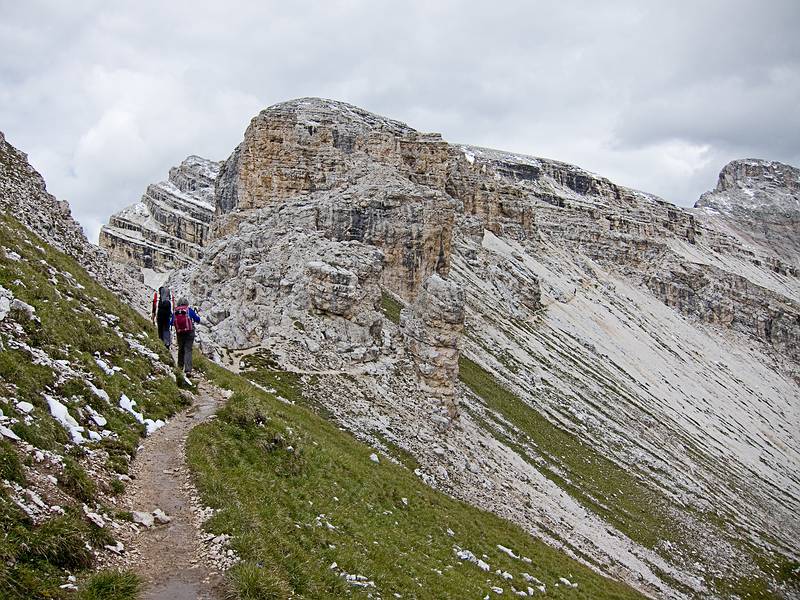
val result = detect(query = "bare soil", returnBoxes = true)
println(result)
[110,376,226,600]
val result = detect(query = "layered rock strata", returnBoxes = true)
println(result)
[102,98,799,597]
[215,100,455,301]
[447,145,800,367]
[100,156,219,272]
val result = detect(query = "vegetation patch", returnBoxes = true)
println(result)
[459,355,794,598]
[380,290,404,325]
[0,213,187,597]
[77,570,141,600]
[188,357,644,599]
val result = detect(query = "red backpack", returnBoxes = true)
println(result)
[173,305,194,333]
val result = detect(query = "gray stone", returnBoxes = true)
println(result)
[131,511,155,528]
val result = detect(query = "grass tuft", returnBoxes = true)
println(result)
[380,290,404,325]
[78,570,141,600]
[60,456,98,504]
[0,440,26,485]
[225,562,293,600]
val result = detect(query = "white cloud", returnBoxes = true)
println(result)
[0,0,798,242]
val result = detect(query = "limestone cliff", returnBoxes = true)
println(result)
[99,155,219,275]
[214,100,455,300]
[102,99,799,598]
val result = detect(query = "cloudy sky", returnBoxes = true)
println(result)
[2,1,799,242]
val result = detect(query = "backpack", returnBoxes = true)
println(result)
[155,287,172,321]
[174,304,194,333]
[157,297,172,321]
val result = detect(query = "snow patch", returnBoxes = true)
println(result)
[46,395,85,443]
[119,394,165,435]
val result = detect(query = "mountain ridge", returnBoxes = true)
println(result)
[91,98,800,597]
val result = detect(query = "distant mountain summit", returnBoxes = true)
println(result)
[100,155,219,277]
[695,158,800,261]
[696,158,800,212]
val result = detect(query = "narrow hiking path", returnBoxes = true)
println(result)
[227,344,401,377]
[109,376,227,600]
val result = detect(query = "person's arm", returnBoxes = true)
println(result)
[189,307,201,323]
[151,292,157,322]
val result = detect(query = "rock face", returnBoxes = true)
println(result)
[695,158,800,264]
[0,131,145,306]
[170,197,389,364]
[170,99,463,385]
[400,274,465,416]
[102,99,799,598]
[100,156,219,273]
[447,145,800,365]
[215,100,455,300]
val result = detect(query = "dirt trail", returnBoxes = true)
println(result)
[112,376,226,600]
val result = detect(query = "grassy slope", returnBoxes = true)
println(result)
[0,213,184,598]
[459,356,800,599]
[188,357,644,600]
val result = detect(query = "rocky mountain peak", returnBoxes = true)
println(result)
[168,155,220,202]
[216,97,448,216]
[99,154,219,275]
[695,158,800,214]
[694,158,799,262]
[716,158,800,193]
[256,97,422,138]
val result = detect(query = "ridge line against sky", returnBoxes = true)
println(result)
[1,0,799,243]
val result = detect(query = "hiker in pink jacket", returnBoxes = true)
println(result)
[170,297,200,376]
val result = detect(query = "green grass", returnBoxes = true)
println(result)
[0,439,26,485]
[188,357,644,599]
[380,290,404,325]
[78,570,141,600]
[0,504,115,598]
[459,356,678,550]
[60,456,98,503]
[0,213,188,597]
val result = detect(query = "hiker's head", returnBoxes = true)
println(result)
[178,297,189,306]
[159,286,170,298]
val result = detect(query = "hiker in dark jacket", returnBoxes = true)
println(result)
[170,297,201,377]
[151,286,173,348]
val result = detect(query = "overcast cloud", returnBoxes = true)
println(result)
[1,0,799,242]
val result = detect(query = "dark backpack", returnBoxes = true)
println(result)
[157,298,171,321]
[174,305,194,333]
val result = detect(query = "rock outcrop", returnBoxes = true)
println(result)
[99,99,799,598]
[214,100,455,301]
[695,158,800,265]
[446,145,800,366]
[100,156,219,274]
[400,274,465,418]
[0,131,145,306]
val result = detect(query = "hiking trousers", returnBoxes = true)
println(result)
[157,316,171,347]
[176,330,195,376]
